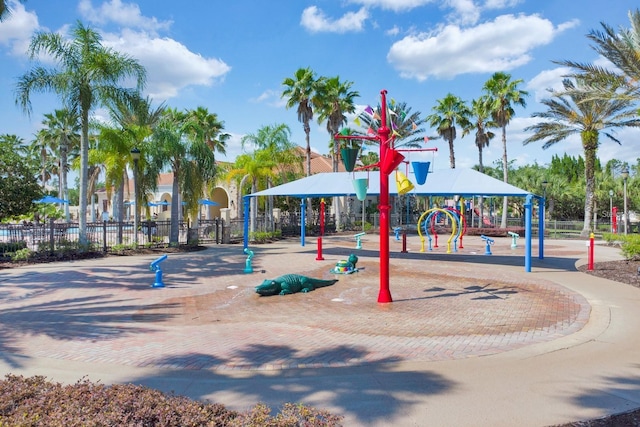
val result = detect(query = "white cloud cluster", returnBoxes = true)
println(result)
[101,30,230,100]
[526,67,572,102]
[0,1,40,55]
[76,0,230,101]
[78,0,171,34]
[301,6,369,33]
[347,0,434,13]
[388,14,575,81]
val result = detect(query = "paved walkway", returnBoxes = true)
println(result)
[0,235,638,426]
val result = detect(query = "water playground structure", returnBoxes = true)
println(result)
[244,89,548,304]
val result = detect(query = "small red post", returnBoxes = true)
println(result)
[316,199,325,261]
[401,230,408,253]
[588,232,595,271]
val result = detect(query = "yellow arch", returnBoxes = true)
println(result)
[417,208,458,253]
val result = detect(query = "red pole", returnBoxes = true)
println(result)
[401,230,407,253]
[588,232,594,271]
[316,199,325,261]
[378,90,392,303]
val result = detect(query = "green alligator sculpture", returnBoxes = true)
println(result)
[255,274,338,296]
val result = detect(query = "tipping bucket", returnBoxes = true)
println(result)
[411,161,430,185]
[396,171,414,194]
[353,178,368,201]
[341,148,359,172]
[380,149,405,174]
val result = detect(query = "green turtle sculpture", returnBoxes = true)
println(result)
[255,274,338,296]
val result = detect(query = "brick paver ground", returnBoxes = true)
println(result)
[0,235,591,372]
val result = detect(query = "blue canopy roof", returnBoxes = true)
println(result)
[249,168,533,198]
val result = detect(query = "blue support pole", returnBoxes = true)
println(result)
[300,199,306,247]
[538,195,545,260]
[525,194,532,272]
[243,195,250,251]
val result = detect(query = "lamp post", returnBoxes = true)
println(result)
[622,167,629,235]
[131,147,141,246]
[609,189,614,233]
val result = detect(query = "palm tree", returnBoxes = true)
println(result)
[315,76,358,231]
[426,93,471,169]
[282,67,320,177]
[40,108,80,221]
[315,76,359,172]
[483,71,528,228]
[559,9,640,101]
[28,129,54,189]
[225,151,277,235]
[151,108,217,245]
[16,21,146,245]
[240,123,300,230]
[462,95,496,227]
[357,100,427,149]
[523,78,640,235]
[184,106,229,156]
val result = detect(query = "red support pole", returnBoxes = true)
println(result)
[378,90,392,303]
[401,230,407,253]
[588,232,594,271]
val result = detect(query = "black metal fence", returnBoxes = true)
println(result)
[0,218,230,255]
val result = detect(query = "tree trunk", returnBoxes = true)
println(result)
[79,107,89,246]
[581,131,598,236]
[170,172,180,244]
[500,125,508,229]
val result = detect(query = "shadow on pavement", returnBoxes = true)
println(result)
[132,347,456,425]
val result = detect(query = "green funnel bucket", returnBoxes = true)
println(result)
[341,148,359,172]
[353,178,368,201]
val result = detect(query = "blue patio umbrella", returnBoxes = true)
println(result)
[198,199,219,206]
[35,195,69,204]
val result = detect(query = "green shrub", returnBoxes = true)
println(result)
[0,374,342,426]
[0,241,27,254]
[620,234,640,260]
[250,230,282,244]
[9,247,32,261]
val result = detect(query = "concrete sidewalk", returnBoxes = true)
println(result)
[0,235,637,426]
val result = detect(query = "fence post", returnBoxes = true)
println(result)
[102,220,107,252]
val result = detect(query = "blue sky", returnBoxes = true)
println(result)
[1,0,639,173]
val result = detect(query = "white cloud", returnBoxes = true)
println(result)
[301,6,369,33]
[388,14,570,81]
[0,0,40,55]
[483,0,522,9]
[446,0,480,25]
[250,89,286,108]
[527,67,572,102]
[102,29,230,100]
[347,0,434,13]
[78,0,172,34]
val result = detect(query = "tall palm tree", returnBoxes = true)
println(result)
[426,93,471,169]
[315,76,359,172]
[523,78,640,235]
[315,76,358,231]
[462,95,496,227]
[482,71,528,228]
[151,108,217,245]
[28,129,54,189]
[40,108,80,221]
[16,21,146,245]
[282,67,320,177]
